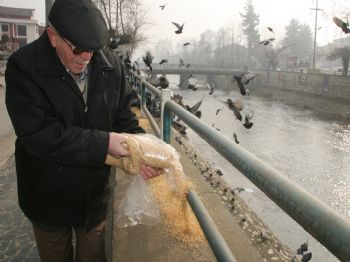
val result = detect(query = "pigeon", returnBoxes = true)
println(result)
[267,27,274,33]
[172,94,186,107]
[215,107,224,115]
[172,22,184,34]
[159,59,168,65]
[243,115,253,129]
[142,51,153,71]
[185,97,204,118]
[333,16,350,33]
[183,42,191,46]
[233,72,258,95]
[172,120,187,135]
[242,73,259,85]
[187,83,198,91]
[123,55,131,64]
[159,4,166,10]
[233,133,239,144]
[179,58,185,67]
[297,242,308,255]
[226,98,243,121]
[259,37,275,45]
[301,252,312,262]
[233,74,248,96]
[185,62,191,68]
[207,83,214,95]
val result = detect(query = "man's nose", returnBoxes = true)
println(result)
[78,51,93,60]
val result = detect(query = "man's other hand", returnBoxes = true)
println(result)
[140,164,163,180]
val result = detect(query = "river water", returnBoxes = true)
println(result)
[166,76,349,262]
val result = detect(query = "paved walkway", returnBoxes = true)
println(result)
[0,78,40,261]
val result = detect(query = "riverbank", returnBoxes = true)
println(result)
[250,85,350,121]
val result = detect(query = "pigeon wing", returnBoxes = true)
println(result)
[172,22,181,29]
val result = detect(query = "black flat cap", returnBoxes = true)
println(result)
[48,0,108,51]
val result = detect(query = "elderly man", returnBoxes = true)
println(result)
[5,0,160,261]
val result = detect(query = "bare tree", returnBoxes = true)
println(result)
[93,0,150,55]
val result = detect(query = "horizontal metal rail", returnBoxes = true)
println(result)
[187,191,236,262]
[163,100,350,262]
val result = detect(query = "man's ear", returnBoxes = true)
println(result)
[46,26,58,48]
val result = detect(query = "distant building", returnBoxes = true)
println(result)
[0,5,45,52]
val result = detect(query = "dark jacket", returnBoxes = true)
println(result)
[5,31,143,228]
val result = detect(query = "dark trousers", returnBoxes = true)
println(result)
[32,221,106,262]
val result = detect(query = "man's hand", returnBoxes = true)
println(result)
[108,132,129,158]
[140,164,163,180]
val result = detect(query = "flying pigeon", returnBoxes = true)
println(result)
[267,27,274,33]
[243,115,253,129]
[159,59,168,65]
[185,98,203,118]
[142,51,153,71]
[159,4,166,10]
[333,16,350,33]
[234,74,248,96]
[172,22,184,34]
[259,37,275,45]
[242,73,259,85]
[226,98,243,121]
[183,42,191,46]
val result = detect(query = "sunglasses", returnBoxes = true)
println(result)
[60,37,93,55]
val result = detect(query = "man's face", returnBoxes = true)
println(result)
[47,27,93,74]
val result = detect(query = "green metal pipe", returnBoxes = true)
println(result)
[164,100,350,262]
[141,102,160,137]
[187,191,237,262]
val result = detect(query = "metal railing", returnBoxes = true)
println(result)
[130,73,237,262]
[129,72,350,262]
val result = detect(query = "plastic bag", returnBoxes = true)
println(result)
[116,174,160,228]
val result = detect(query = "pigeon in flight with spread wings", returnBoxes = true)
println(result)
[333,16,350,33]
[233,72,258,95]
[159,59,168,65]
[172,22,184,34]
[183,42,191,46]
[159,4,166,10]
[259,37,275,45]
[185,96,204,118]
[218,98,243,121]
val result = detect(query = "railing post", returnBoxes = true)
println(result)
[140,79,146,118]
[160,89,172,142]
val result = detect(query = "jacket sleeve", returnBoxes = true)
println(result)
[5,55,109,167]
[110,55,145,134]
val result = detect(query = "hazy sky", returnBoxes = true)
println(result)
[1,0,349,53]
